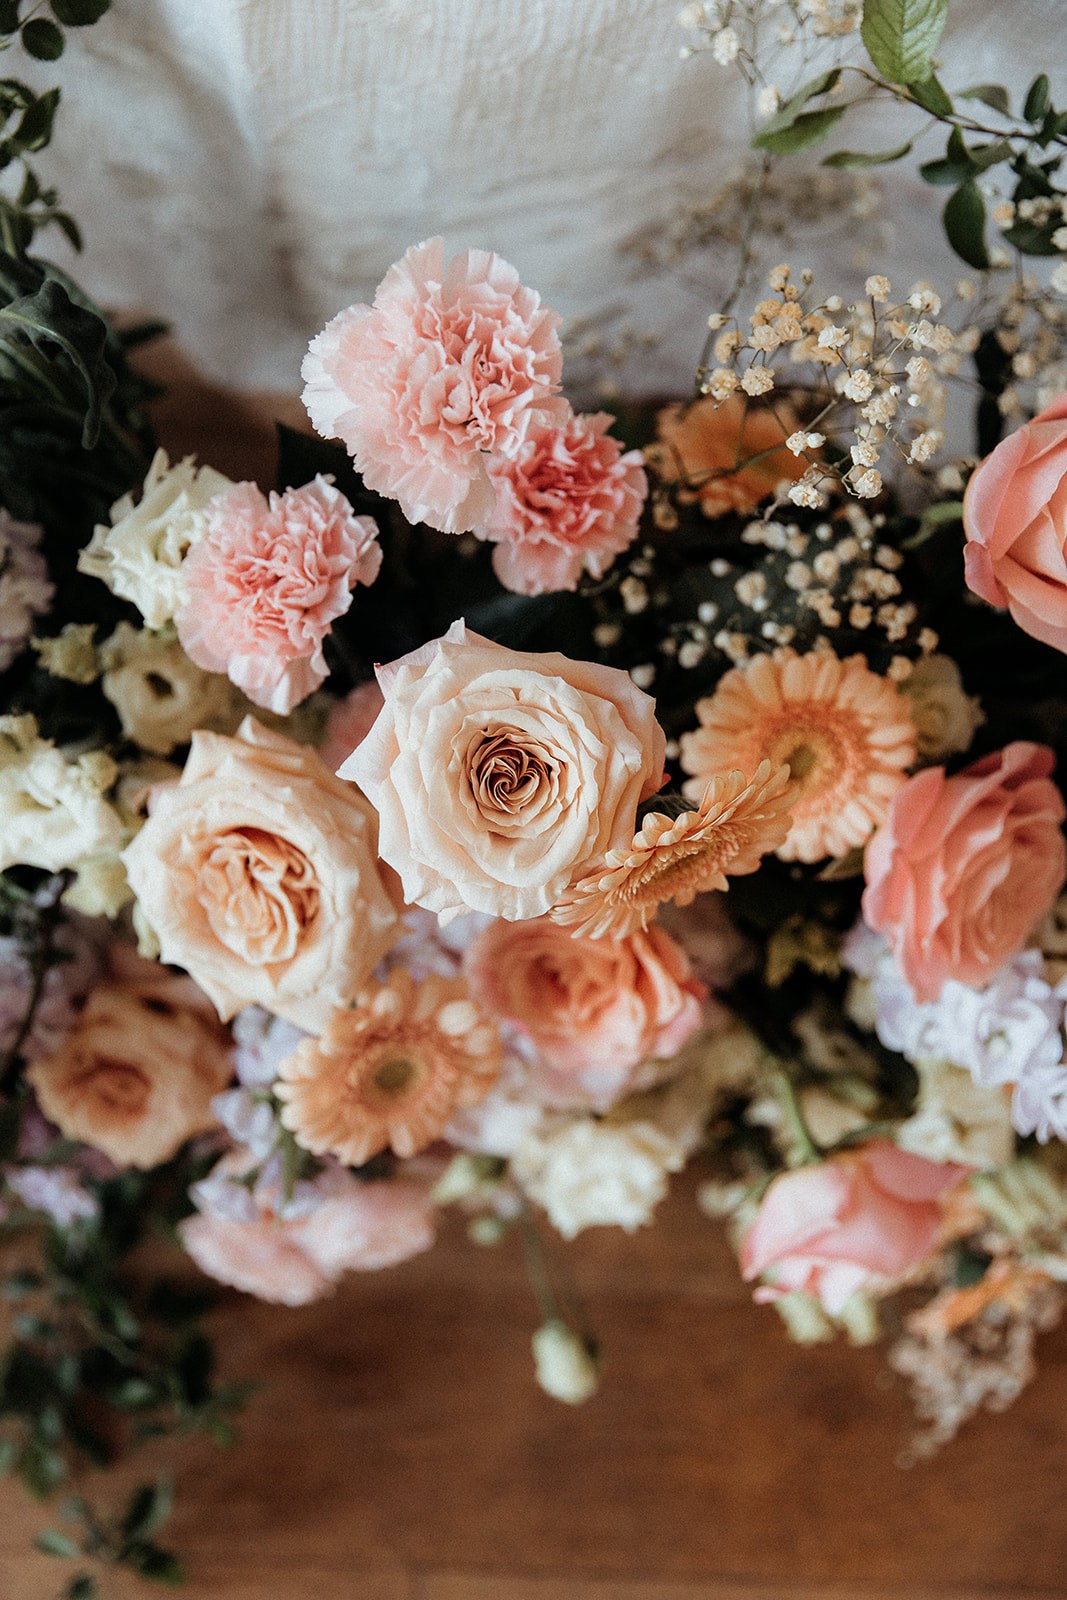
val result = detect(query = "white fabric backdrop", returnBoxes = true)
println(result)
[26,0,1065,396]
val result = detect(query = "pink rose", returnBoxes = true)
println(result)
[176,476,381,715]
[480,411,647,595]
[964,393,1067,653]
[340,620,666,923]
[318,680,385,773]
[464,918,705,1109]
[741,1142,964,1315]
[862,741,1067,1004]
[302,238,566,535]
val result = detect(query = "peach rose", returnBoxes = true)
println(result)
[123,718,399,1032]
[964,393,1067,653]
[25,950,233,1169]
[741,1142,965,1314]
[862,741,1067,1004]
[340,620,666,922]
[464,918,705,1109]
[648,394,808,518]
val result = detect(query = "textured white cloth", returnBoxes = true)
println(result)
[26,0,1065,394]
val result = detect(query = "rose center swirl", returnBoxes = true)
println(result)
[467,725,557,829]
[199,825,321,966]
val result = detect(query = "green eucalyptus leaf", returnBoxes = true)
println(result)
[15,87,60,152]
[943,180,990,268]
[959,83,1011,115]
[753,104,846,154]
[822,139,912,167]
[1024,72,1051,123]
[20,17,64,58]
[51,0,110,21]
[1002,218,1061,255]
[860,0,948,85]
[909,72,953,117]
[64,1577,98,1600]
[121,1479,173,1545]
[969,138,1013,171]
[919,155,971,185]
[0,274,116,447]
[129,1545,185,1586]
[0,2,20,33]
[751,68,840,141]
[34,1528,80,1559]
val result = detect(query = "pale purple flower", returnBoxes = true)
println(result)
[1011,1065,1067,1143]
[211,1087,277,1162]
[231,1007,308,1087]
[0,509,52,671]
[4,1164,98,1226]
[936,953,1065,1087]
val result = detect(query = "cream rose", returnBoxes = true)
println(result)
[340,620,665,922]
[122,718,399,1031]
[0,715,123,874]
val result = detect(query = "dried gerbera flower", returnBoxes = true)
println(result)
[680,647,916,864]
[550,759,793,938]
[275,968,501,1164]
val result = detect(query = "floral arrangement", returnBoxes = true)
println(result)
[4,0,1067,1592]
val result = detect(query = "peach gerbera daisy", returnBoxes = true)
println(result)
[550,759,793,938]
[275,968,500,1165]
[680,648,916,864]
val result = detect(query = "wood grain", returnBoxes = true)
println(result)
[2,350,1066,1600]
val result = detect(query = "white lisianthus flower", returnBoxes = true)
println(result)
[896,1057,1014,1169]
[78,449,232,629]
[900,654,984,763]
[100,622,243,755]
[511,1113,684,1238]
[531,1321,600,1404]
[0,715,123,874]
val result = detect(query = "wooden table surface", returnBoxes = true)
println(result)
[2,345,1066,1600]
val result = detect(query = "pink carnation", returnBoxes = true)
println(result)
[176,475,380,715]
[481,411,648,595]
[302,238,566,535]
[179,1165,436,1307]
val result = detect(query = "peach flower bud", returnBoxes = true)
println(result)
[340,620,666,923]
[464,918,705,1110]
[862,741,1067,1004]
[26,949,233,1170]
[122,718,399,1032]
[741,1142,965,1315]
[964,392,1067,653]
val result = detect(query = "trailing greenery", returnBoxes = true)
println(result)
[749,0,1067,270]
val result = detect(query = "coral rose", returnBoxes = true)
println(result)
[176,476,381,715]
[302,238,566,535]
[340,620,666,922]
[122,718,399,1032]
[862,741,1067,1004]
[741,1142,965,1315]
[647,394,808,518]
[464,918,705,1109]
[480,410,647,595]
[26,950,233,1170]
[963,392,1067,653]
